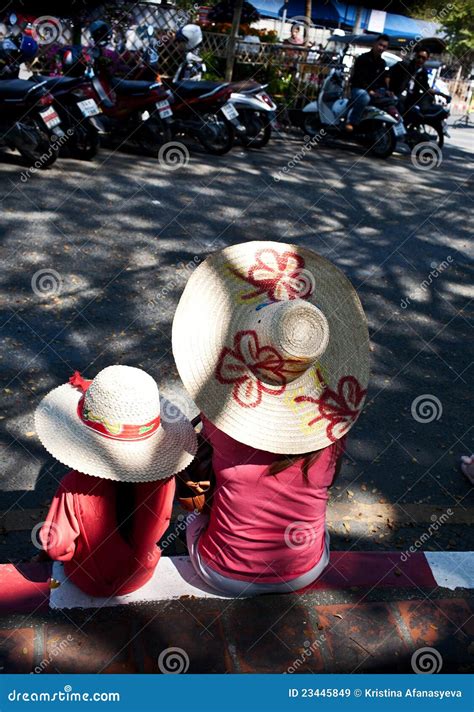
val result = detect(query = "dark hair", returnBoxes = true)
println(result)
[377,34,390,44]
[417,47,430,57]
[291,23,301,31]
[267,440,344,483]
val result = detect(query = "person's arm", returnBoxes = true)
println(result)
[39,478,80,562]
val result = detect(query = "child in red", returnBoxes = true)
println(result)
[35,365,197,597]
[172,240,370,595]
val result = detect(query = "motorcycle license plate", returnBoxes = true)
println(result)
[393,122,406,137]
[77,99,101,117]
[156,100,173,119]
[39,106,61,129]
[221,102,239,121]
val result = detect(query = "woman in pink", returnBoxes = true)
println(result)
[172,241,370,596]
[186,416,344,595]
[34,365,197,597]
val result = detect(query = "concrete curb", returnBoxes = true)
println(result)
[1,551,473,613]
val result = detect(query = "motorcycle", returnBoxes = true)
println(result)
[32,47,105,160]
[401,95,451,149]
[301,66,399,158]
[0,78,64,167]
[68,45,173,155]
[166,79,240,155]
[172,46,276,149]
[134,26,242,155]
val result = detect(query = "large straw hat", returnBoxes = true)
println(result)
[172,241,370,454]
[35,365,197,482]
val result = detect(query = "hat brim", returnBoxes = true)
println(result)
[172,241,370,454]
[35,384,197,482]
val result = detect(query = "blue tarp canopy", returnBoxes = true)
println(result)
[252,0,440,42]
[383,12,439,40]
[250,0,342,23]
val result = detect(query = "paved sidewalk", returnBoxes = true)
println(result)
[1,552,473,674]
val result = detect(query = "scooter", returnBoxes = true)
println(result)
[301,65,399,158]
[227,81,276,148]
[173,49,276,149]
[0,78,64,167]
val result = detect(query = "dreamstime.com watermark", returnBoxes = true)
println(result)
[31,269,63,298]
[400,255,453,309]
[20,128,74,182]
[274,130,326,181]
[285,636,326,673]
[31,635,74,674]
[8,685,120,702]
[147,510,199,561]
[411,394,443,423]
[284,521,317,550]
[159,511,199,551]
[158,141,190,171]
[157,647,190,673]
[411,141,443,171]
[400,4,453,58]
[32,16,63,45]
[400,509,453,562]
[149,255,201,304]
[411,646,443,674]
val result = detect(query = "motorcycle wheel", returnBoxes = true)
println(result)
[198,114,234,155]
[406,121,444,149]
[69,123,100,160]
[239,112,272,149]
[302,114,321,138]
[369,124,396,159]
[137,117,172,156]
[18,122,58,168]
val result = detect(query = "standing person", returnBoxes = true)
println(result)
[284,23,305,46]
[346,33,390,131]
[35,365,197,597]
[172,241,370,595]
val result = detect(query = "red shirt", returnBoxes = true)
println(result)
[198,416,342,583]
[41,470,175,597]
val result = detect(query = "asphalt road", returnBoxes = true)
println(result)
[0,119,472,561]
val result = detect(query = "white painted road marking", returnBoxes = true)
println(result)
[425,551,474,591]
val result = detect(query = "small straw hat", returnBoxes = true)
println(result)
[172,241,370,454]
[35,365,197,482]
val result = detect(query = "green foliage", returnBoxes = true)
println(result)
[413,0,474,71]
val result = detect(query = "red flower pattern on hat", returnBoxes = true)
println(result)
[215,330,298,408]
[295,370,367,442]
[231,248,314,303]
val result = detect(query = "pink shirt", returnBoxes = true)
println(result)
[198,416,342,583]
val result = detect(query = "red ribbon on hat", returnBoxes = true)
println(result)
[70,372,161,441]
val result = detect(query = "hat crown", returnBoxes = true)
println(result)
[84,366,160,425]
[250,300,330,383]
